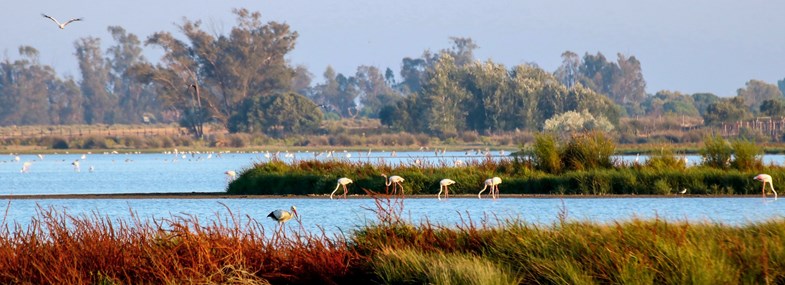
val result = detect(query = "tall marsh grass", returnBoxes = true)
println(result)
[3,196,785,283]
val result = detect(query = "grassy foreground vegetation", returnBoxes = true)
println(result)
[2,198,785,284]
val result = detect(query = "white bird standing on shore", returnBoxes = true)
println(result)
[42,14,83,29]
[331,177,353,199]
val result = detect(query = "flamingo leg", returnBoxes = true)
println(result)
[769,181,778,200]
[445,185,449,199]
[343,184,349,198]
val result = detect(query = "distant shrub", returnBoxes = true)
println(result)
[731,139,763,171]
[530,133,562,174]
[645,146,686,171]
[51,137,69,149]
[700,134,731,169]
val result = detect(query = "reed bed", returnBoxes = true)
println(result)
[2,197,785,283]
[0,204,362,284]
[228,158,785,196]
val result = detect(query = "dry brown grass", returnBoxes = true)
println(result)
[0,204,362,284]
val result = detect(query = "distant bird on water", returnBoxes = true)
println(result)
[753,174,778,200]
[331,177,353,199]
[42,14,83,29]
[437,178,456,200]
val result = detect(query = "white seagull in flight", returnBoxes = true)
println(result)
[42,14,83,29]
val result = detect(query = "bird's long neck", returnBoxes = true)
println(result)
[383,175,391,186]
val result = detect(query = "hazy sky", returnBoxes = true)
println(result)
[3,0,785,96]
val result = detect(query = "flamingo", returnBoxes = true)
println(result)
[381,174,405,195]
[437,178,456,200]
[331,177,353,199]
[72,160,80,172]
[42,14,83,29]
[478,177,502,199]
[20,161,32,173]
[224,170,237,182]
[267,206,300,232]
[753,174,778,200]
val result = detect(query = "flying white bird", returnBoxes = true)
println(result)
[42,14,83,29]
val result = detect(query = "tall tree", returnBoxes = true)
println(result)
[107,26,160,124]
[355,65,400,118]
[75,37,115,124]
[0,47,55,124]
[555,51,580,88]
[737,79,783,114]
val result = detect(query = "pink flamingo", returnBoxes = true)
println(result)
[753,174,778,200]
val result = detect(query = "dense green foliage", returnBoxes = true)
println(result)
[229,159,779,196]
[3,7,784,142]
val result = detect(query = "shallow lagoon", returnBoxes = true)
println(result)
[2,151,785,233]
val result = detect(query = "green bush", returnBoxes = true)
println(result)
[731,139,763,171]
[701,134,731,169]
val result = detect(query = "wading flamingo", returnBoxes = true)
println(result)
[331,177,353,199]
[381,174,405,195]
[753,174,778,200]
[478,177,502,199]
[437,178,456,200]
[224,170,237,182]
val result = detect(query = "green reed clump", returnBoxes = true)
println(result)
[561,131,616,171]
[531,133,562,174]
[701,134,732,169]
[731,139,764,171]
[229,158,520,196]
[371,248,520,285]
[353,213,785,284]
[645,146,686,171]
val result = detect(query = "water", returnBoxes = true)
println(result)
[2,151,785,234]
[4,197,784,236]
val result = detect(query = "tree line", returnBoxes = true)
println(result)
[1,8,784,139]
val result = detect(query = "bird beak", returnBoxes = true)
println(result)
[293,209,300,221]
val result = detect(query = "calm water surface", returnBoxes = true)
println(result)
[2,152,785,233]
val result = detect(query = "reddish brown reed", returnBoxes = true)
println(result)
[0,204,362,284]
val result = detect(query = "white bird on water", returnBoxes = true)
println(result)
[331,177,353,199]
[42,14,83,29]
